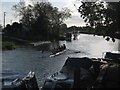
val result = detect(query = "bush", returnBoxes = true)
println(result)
[2,42,17,50]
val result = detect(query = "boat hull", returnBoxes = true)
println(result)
[49,49,67,57]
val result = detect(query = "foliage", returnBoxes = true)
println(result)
[78,1,120,41]
[79,1,105,27]
[0,24,2,31]
[2,42,16,50]
[12,2,71,41]
[4,22,25,38]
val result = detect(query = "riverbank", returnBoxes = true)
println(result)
[2,41,17,50]
[80,32,120,40]
[2,41,52,51]
[2,35,53,50]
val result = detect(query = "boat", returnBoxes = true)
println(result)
[49,44,67,57]
[102,51,120,63]
[49,49,67,57]
[1,70,39,90]
[41,57,106,89]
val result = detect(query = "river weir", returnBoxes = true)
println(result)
[2,34,119,87]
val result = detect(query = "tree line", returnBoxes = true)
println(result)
[78,1,120,41]
[4,1,120,42]
[4,2,71,41]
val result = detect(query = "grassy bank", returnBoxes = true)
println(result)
[2,41,17,50]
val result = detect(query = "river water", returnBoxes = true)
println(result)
[2,34,119,87]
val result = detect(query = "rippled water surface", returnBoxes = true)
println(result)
[2,34,119,87]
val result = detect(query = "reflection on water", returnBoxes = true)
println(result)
[2,34,119,87]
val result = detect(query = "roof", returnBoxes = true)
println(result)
[105,51,120,60]
[63,57,93,70]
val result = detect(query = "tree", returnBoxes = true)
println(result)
[60,23,67,34]
[78,1,120,41]
[0,24,2,31]
[13,2,71,41]
[4,22,24,38]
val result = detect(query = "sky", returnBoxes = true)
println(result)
[0,0,86,27]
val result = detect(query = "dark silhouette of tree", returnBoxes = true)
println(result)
[4,24,12,35]
[4,22,24,38]
[0,24,2,31]
[78,1,120,41]
[13,2,71,41]
[60,24,67,34]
